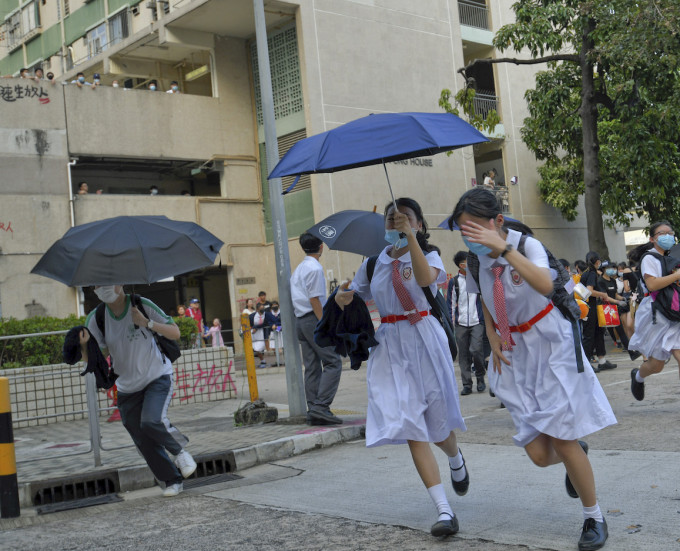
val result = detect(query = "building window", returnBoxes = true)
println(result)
[108,10,129,47]
[64,0,70,17]
[458,0,489,30]
[21,1,40,35]
[85,22,107,59]
[5,12,22,48]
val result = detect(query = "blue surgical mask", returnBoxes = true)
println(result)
[150,85,156,91]
[605,268,617,277]
[618,271,624,277]
[462,236,492,257]
[657,234,675,251]
[385,229,408,249]
[78,76,85,83]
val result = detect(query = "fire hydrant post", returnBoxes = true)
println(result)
[241,312,259,402]
[0,377,20,518]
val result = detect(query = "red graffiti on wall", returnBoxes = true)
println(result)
[0,221,14,236]
[172,359,236,402]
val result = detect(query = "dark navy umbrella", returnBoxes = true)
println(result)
[269,112,488,203]
[31,215,224,287]
[308,210,386,257]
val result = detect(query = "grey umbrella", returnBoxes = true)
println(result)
[307,210,386,257]
[31,215,224,287]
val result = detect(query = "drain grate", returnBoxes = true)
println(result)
[184,472,243,489]
[186,451,236,479]
[32,472,120,506]
[36,494,123,515]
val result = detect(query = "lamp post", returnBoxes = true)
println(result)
[252,0,306,418]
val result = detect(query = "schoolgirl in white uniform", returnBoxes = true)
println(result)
[335,198,468,538]
[449,188,616,551]
[627,221,680,400]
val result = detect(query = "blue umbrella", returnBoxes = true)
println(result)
[268,112,488,203]
[308,210,386,257]
[31,215,224,287]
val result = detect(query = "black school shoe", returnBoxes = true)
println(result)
[578,517,608,551]
[450,451,469,496]
[477,379,486,392]
[565,441,589,498]
[461,387,472,396]
[599,360,617,370]
[630,368,645,401]
[430,513,459,537]
[629,350,642,361]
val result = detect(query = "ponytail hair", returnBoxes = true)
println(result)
[384,197,437,254]
[627,220,674,263]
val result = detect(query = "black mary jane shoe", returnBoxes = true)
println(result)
[450,452,469,496]
[565,441,589,498]
[430,513,459,537]
[578,517,608,551]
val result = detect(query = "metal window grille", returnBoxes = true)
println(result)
[458,0,489,30]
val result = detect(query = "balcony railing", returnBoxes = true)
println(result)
[472,89,498,118]
[458,0,489,30]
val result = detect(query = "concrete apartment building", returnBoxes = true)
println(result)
[0,0,625,346]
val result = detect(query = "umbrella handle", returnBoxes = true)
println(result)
[382,161,398,213]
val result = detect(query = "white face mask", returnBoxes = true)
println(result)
[95,286,120,304]
[112,83,119,88]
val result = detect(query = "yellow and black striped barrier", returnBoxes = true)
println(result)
[0,377,20,518]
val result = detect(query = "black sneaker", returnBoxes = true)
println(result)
[629,350,642,361]
[578,517,608,551]
[461,387,472,396]
[565,441,588,498]
[477,380,486,393]
[630,368,644,401]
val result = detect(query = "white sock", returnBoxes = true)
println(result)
[427,484,453,520]
[449,451,466,482]
[583,503,603,522]
[598,357,607,365]
[635,371,645,383]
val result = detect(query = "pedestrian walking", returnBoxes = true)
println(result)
[627,221,680,401]
[597,261,629,351]
[447,251,486,395]
[290,233,344,426]
[80,285,196,497]
[449,188,616,551]
[335,198,468,538]
[580,252,618,372]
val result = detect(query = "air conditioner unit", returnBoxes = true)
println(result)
[131,5,140,15]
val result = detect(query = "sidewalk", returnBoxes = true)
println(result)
[12,361,367,508]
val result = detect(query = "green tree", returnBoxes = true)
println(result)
[440,0,680,257]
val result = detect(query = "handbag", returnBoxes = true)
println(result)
[597,303,620,327]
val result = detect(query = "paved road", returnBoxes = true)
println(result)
[2,349,679,550]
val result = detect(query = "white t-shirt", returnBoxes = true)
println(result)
[451,274,480,327]
[85,296,174,393]
[290,255,327,317]
[639,254,662,293]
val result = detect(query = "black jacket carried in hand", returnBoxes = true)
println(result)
[63,326,118,389]
[314,288,379,370]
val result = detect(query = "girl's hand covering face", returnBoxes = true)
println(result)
[460,220,506,255]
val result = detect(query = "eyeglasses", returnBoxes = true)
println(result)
[653,231,675,237]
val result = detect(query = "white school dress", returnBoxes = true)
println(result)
[628,254,680,360]
[350,247,466,447]
[467,229,616,447]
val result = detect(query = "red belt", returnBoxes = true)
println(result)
[381,310,429,323]
[494,302,553,333]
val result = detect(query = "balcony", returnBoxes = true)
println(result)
[458,0,489,30]
[472,89,498,118]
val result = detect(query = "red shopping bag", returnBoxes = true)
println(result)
[597,304,620,327]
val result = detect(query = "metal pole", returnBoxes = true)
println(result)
[84,373,102,467]
[240,313,259,402]
[0,377,20,518]
[253,0,306,418]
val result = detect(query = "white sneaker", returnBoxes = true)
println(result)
[162,482,183,497]
[175,449,197,478]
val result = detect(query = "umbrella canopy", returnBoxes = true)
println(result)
[307,210,386,257]
[269,112,488,193]
[31,215,224,287]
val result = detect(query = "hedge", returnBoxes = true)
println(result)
[0,315,198,370]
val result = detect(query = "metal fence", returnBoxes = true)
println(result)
[458,0,489,30]
[1,330,236,467]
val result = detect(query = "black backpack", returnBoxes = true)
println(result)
[640,251,680,323]
[95,294,181,363]
[366,256,457,362]
[466,234,585,372]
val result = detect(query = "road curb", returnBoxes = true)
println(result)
[13,421,366,510]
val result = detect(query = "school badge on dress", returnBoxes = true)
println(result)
[510,269,523,286]
[402,267,413,280]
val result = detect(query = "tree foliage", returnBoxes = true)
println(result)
[441,0,680,254]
